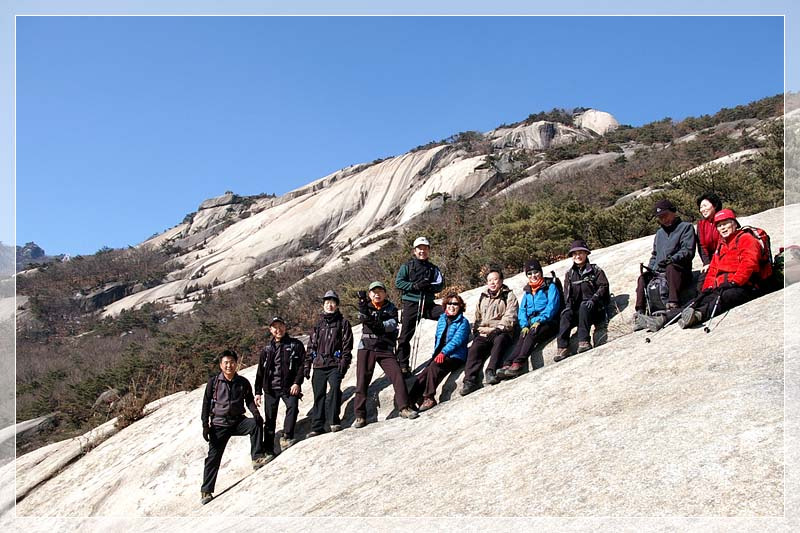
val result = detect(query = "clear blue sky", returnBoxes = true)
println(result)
[14,15,786,255]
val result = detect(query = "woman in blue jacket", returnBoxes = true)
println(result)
[497,258,561,380]
[408,292,470,412]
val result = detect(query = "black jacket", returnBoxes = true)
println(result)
[563,263,610,309]
[358,300,399,353]
[201,372,259,427]
[255,336,307,396]
[306,311,354,372]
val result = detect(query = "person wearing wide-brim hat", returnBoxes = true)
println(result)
[305,290,354,437]
[554,239,610,362]
[352,281,418,428]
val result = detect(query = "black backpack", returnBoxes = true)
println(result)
[645,272,670,315]
[546,271,566,311]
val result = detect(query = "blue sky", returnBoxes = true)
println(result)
[12,14,787,255]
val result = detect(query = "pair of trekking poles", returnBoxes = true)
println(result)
[643,291,725,343]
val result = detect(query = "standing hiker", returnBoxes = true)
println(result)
[254,316,307,453]
[462,267,518,389]
[395,236,444,375]
[408,292,470,411]
[554,241,609,362]
[678,208,764,328]
[200,350,269,505]
[354,281,419,428]
[306,290,353,437]
[633,199,696,330]
[496,259,561,379]
[695,192,723,289]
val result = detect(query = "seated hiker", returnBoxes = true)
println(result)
[200,350,268,506]
[633,198,696,330]
[353,281,418,428]
[255,316,307,453]
[461,267,518,389]
[696,192,723,288]
[555,241,609,362]
[679,208,765,329]
[305,290,353,437]
[409,292,470,411]
[496,259,559,380]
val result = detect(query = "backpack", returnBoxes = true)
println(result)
[736,225,774,285]
[645,272,670,315]
[547,271,566,311]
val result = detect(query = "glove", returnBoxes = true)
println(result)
[520,327,529,338]
[202,423,210,442]
[434,353,445,364]
[582,299,595,312]
[412,279,431,292]
[718,281,736,290]
[657,257,673,269]
[530,322,540,331]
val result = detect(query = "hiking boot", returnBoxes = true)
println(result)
[554,347,571,363]
[353,417,367,429]
[484,369,500,385]
[496,365,511,378]
[418,398,437,412]
[459,380,479,396]
[306,430,323,438]
[678,307,703,329]
[666,302,680,310]
[401,366,412,378]
[633,311,648,332]
[399,407,419,420]
[504,362,525,379]
[280,436,297,449]
[201,491,213,505]
[644,314,666,332]
[329,424,342,433]
[252,454,274,470]
[577,341,592,353]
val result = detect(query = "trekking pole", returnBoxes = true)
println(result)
[644,294,701,343]
[703,294,722,334]
[409,295,424,371]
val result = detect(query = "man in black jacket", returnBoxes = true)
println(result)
[255,317,307,454]
[200,350,267,505]
[354,281,419,428]
[394,237,444,375]
[306,290,354,437]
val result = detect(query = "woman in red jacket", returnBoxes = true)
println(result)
[679,208,762,328]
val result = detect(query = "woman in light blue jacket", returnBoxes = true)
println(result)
[408,292,470,412]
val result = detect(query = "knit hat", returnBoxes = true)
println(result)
[321,290,339,304]
[654,199,677,216]
[368,281,386,292]
[567,239,591,256]
[524,259,543,275]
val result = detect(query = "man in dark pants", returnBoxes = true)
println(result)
[555,241,610,362]
[200,350,267,505]
[354,281,419,427]
[633,199,696,329]
[395,236,444,375]
[306,290,353,437]
[255,316,307,454]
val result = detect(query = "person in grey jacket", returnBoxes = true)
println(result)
[634,199,696,319]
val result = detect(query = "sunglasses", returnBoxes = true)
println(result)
[445,301,460,306]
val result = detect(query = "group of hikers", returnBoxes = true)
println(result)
[199,194,776,505]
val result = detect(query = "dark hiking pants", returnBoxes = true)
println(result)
[693,286,756,322]
[635,263,692,312]
[263,392,299,454]
[408,356,464,403]
[463,331,512,384]
[201,417,263,493]
[505,320,557,366]
[355,348,410,418]
[557,304,606,348]
[311,366,343,432]
[396,299,443,370]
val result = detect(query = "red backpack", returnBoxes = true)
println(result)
[736,225,774,283]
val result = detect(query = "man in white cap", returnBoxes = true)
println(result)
[395,236,444,375]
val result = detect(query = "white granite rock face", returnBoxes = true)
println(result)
[574,109,620,135]
[8,206,793,525]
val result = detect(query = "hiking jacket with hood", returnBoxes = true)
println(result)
[647,217,696,272]
[306,310,354,372]
[473,284,518,336]
[395,258,444,304]
[432,312,470,361]
[358,299,400,353]
[518,281,560,328]
[201,372,259,427]
[702,229,761,290]
[255,335,307,396]
[563,262,610,309]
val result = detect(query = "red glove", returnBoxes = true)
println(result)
[434,353,445,364]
